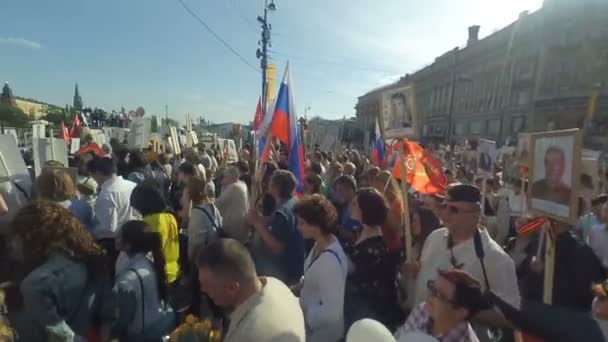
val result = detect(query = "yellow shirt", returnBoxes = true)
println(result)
[143,213,180,283]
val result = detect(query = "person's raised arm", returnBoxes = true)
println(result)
[0,193,8,216]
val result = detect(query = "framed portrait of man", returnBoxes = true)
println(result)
[382,85,418,139]
[477,139,496,177]
[528,129,582,224]
[516,133,531,168]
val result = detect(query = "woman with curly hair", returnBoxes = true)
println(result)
[7,201,115,341]
[36,168,94,231]
[294,194,347,342]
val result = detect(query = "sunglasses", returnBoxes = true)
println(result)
[440,203,479,214]
[427,280,453,303]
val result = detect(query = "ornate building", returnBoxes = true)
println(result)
[356,0,608,148]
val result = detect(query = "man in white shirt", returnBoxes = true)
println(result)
[404,183,520,342]
[198,239,305,342]
[90,157,138,264]
[216,166,250,243]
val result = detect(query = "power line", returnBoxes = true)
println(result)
[176,0,260,74]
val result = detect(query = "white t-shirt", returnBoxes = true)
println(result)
[414,228,520,308]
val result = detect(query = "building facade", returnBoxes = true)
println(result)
[356,0,608,148]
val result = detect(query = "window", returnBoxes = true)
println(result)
[487,119,501,136]
[454,123,465,135]
[517,91,529,105]
[470,121,482,135]
[512,116,525,133]
[423,124,429,135]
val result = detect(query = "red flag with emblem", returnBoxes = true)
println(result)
[392,140,447,195]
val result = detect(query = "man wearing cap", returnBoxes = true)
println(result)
[404,183,520,342]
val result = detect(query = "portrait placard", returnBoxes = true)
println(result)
[0,134,33,232]
[128,118,151,149]
[32,138,69,177]
[528,129,582,224]
[477,139,496,177]
[381,84,418,139]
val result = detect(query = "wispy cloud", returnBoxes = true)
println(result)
[0,37,43,49]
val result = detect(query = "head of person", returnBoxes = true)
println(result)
[303,174,323,195]
[117,220,168,302]
[127,149,147,171]
[544,146,566,185]
[222,166,241,187]
[294,194,338,240]
[312,151,323,164]
[426,269,488,324]
[8,201,105,273]
[183,176,207,207]
[349,187,388,227]
[307,162,323,177]
[90,157,117,185]
[178,162,197,186]
[269,170,297,202]
[334,175,357,205]
[235,160,250,176]
[343,162,356,177]
[327,162,343,182]
[591,195,608,218]
[441,183,481,235]
[261,161,279,191]
[130,184,167,217]
[35,168,77,202]
[197,238,258,310]
[360,167,380,188]
[373,170,401,203]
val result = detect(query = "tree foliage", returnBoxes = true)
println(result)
[0,104,31,128]
[42,106,73,126]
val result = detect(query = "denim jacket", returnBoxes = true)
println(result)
[12,254,116,342]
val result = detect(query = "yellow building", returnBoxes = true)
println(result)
[14,98,48,119]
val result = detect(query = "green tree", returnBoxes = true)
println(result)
[0,104,31,128]
[42,106,73,126]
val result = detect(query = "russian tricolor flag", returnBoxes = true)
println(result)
[267,64,305,192]
[371,117,385,166]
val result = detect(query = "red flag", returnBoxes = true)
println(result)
[392,140,447,195]
[77,143,104,158]
[253,98,263,132]
[60,121,70,144]
[70,115,82,138]
[518,217,548,235]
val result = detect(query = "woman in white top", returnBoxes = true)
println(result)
[294,194,347,342]
[114,220,175,341]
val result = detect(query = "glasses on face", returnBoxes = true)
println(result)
[440,203,479,215]
[427,280,453,303]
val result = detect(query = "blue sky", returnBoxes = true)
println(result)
[0,0,542,124]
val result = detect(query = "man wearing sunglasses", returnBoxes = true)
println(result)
[396,269,489,341]
[403,183,520,342]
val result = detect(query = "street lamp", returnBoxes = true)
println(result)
[257,0,277,112]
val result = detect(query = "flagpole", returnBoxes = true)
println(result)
[398,139,413,262]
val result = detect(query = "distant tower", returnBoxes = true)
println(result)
[1,82,16,106]
[73,83,83,111]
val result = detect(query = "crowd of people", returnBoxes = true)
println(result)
[0,138,608,341]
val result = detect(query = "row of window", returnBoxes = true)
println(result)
[449,116,526,137]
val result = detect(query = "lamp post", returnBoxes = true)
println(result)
[256,0,276,113]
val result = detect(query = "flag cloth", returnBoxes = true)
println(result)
[392,140,447,195]
[518,217,548,236]
[269,63,305,192]
[371,118,385,167]
[70,115,82,138]
[252,97,264,132]
[60,122,70,144]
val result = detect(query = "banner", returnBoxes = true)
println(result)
[0,134,32,232]
[32,138,69,177]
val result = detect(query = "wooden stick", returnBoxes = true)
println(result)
[520,171,527,216]
[398,139,413,261]
[480,177,487,219]
[543,221,556,305]
[535,222,547,260]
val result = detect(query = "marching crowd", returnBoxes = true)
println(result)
[1,139,608,342]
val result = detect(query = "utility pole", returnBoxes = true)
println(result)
[256,0,276,112]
